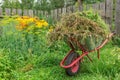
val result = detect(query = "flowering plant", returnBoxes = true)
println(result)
[16,16,49,35]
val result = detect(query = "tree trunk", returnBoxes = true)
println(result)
[115,0,120,35]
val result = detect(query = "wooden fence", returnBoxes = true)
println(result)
[0,0,116,31]
[115,0,120,35]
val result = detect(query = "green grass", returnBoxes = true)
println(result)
[1,43,119,80]
[17,43,119,80]
[0,17,120,80]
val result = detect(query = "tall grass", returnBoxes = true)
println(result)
[0,16,50,79]
[0,16,49,54]
[0,16,120,80]
[81,43,120,78]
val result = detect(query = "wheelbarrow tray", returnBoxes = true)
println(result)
[65,35,104,52]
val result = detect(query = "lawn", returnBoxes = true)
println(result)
[15,43,120,80]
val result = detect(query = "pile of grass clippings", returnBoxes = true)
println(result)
[49,10,110,51]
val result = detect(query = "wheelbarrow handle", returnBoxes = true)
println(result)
[107,32,116,39]
[96,32,115,50]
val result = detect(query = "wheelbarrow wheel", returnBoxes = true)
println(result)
[65,52,80,76]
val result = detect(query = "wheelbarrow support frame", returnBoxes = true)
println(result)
[60,32,115,69]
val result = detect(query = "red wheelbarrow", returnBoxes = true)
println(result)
[60,32,115,76]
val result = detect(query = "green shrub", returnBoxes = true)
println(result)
[112,35,120,47]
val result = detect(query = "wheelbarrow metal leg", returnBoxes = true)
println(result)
[86,54,93,62]
[97,49,100,59]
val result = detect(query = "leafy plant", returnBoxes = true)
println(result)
[112,35,120,47]
[0,49,16,79]
[0,16,50,59]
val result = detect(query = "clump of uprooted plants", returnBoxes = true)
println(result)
[48,10,110,51]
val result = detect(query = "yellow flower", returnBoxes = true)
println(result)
[36,22,43,28]
[28,18,34,23]
[41,20,45,22]
[43,22,48,27]
[16,16,49,31]
[22,16,30,19]
[37,25,43,28]
[21,21,27,26]
[49,28,53,32]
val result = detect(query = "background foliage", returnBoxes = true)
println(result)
[1,0,105,11]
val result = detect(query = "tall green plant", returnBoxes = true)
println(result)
[0,16,49,56]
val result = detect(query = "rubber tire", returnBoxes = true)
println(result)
[65,52,80,76]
